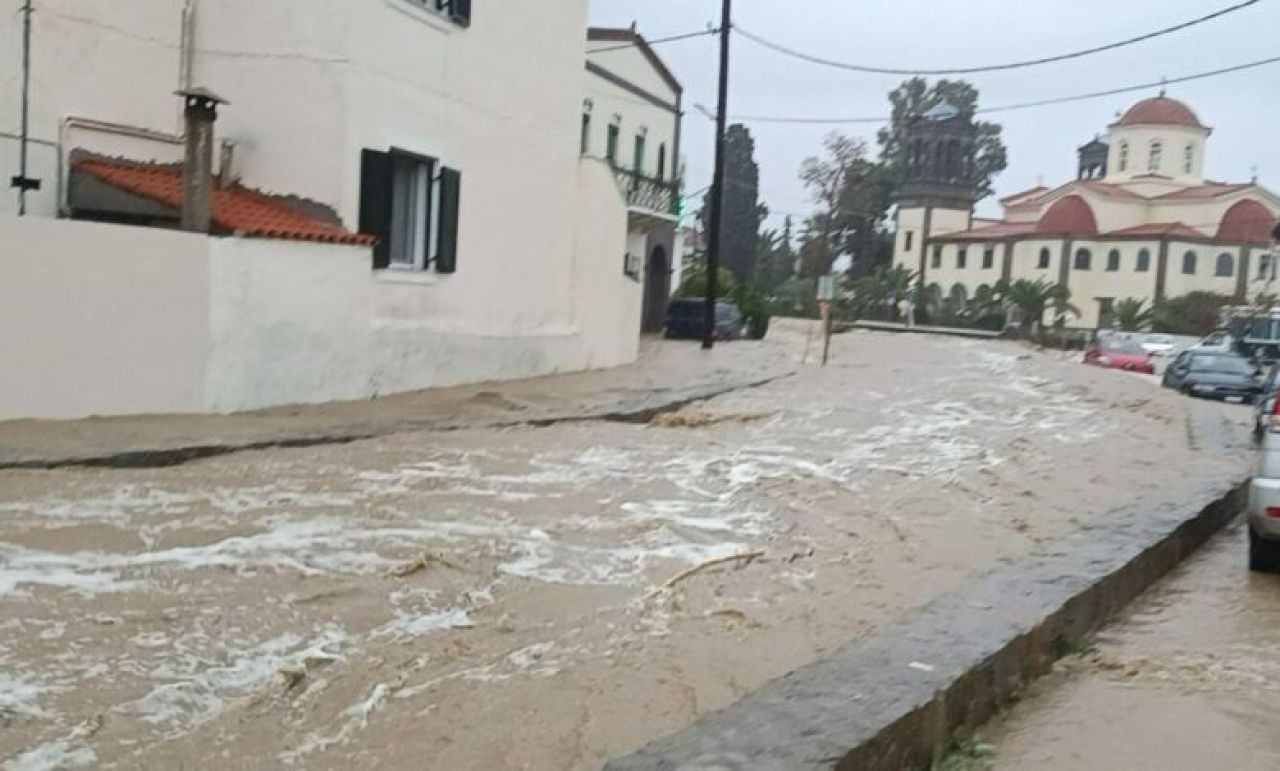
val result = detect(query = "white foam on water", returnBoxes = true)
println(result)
[3,736,95,771]
[0,673,51,718]
[279,683,390,765]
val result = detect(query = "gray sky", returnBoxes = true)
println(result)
[587,0,1280,225]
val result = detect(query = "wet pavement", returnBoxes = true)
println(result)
[988,521,1280,770]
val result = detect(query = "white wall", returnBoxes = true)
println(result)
[1107,124,1209,184]
[0,216,209,419]
[584,43,679,184]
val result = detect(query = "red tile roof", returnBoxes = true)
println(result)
[1105,222,1207,239]
[1216,199,1276,243]
[934,221,1039,240]
[73,156,373,246]
[1155,182,1251,200]
[1113,96,1207,129]
[1037,195,1099,236]
[998,185,1048,205]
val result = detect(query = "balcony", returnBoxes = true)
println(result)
[611,166,679,222]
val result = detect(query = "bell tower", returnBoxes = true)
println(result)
[893,102,978,287]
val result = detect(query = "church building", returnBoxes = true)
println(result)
[893,95,1280,329]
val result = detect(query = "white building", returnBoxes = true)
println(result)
[584,27,684,332]
[893,95,1280,329]
[0,2,683,419]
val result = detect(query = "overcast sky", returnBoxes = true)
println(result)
[587,0,1280,226]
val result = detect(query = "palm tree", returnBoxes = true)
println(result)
[843,265,917,320]
[994,278,1079,334]
[1112,298,1153,331]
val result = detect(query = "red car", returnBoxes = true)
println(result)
[1084,339,1156,374]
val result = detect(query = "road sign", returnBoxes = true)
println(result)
[817,275,836,302]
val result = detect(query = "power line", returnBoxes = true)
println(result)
[732,0,1263,76]
[589,28,718,54]
[728,53,1280,125]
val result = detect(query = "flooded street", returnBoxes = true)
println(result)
[989,522,1280,770]
[0,329,1254,770]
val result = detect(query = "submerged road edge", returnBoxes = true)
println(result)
[606,475,1249,770]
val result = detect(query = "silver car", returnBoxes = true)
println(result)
[1247,430,1280,570]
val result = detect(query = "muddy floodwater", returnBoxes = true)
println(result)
[989,523,1280,770]
[0,328,1253,769]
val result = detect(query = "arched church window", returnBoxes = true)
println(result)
[1074,248,1092,271]
[1148,140,1162,173]
[1037,247,1051,269]
[1118,141,1129,172]
[1215,253,1234,277]
[1182,251,1197,275]
[1106,249,1121,272]
[1183,144,1194,174]
[1136,248,1151,272]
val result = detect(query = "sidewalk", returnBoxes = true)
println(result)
[0,335,799,469]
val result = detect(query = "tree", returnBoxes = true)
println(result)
[995,278,1078,333]
[842,265,916,320]
[877,78,1008,201]
[1112,298,1153,331]
[799,133,896,277]
[751,224,796,293]
[1152,292,1234,336]
[698,124,768,283]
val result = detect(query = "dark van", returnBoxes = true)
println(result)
[664,298,745,341]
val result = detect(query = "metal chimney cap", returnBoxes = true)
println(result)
[175,86,230,106]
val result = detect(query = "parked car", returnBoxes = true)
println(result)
[1188,330,1236,354]
[1247,428,1280,570]
[1139,333,1179,356]
[1083,339,1155,374]
[1254,363,1280,442]
[664,298,745,341]
[1161,350,1261,402]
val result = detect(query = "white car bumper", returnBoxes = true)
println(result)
[1248,476,1280,540]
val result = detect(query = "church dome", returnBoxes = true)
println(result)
[1114,96,1206,129]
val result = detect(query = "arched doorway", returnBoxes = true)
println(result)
[641,245,670,333]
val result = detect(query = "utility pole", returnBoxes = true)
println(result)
[702,0,731,350]
[10,0,40,215]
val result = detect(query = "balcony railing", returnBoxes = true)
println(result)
[611,166,678,217]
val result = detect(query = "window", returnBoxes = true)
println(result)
[1182,250,1197,275]
[633,132,646,174]
[1106,249,1120,272]
[1215,252,1234,277]
[359,148,461,273]
[904,231,914,253]
[957,247,967,269]
[408,0,471,26]
[1074,248,1092,271]
[580,111,591,155]
[1118,141,1129,172]
[656,144,667,181]
[1037,247,1051,269]
[1148,140,1162,173]
[1136,248,1151,272]
[1259,253,1273,281]
[982,246,995,269]
[606,121,620,164]
[931,245,942,269]
[1184,144,1194,174]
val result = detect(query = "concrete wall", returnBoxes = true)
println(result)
[0,215,209,419]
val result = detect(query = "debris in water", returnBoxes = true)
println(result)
[386,552,460,578]
[651,550,766,597]
[908,661,935,673]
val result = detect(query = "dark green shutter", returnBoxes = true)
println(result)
[436,167,461,274]
[359,149,393,269]
[450,0,471,26]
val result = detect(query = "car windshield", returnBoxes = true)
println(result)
[1190,355,1252,375]
[1105,341,1146,355]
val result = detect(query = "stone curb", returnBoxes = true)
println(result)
[605,476,1248,770]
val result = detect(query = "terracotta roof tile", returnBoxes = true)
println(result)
[1155,182,1251,200]
[1113,96,1207,129]
[73,156,374,246]
[934,221,1040,240]
[1105,222,1206,239]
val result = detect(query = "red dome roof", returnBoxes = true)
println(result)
[1216,199,1276,243]
[1037,195,1099,236]
[1114,96,1206,129]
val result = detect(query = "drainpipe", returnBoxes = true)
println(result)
[176,87,228,233]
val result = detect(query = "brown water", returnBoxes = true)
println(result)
[989,523,1280,770]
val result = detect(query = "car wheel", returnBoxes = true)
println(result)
[1254,421,1265,445]
[1180,384,1194,396]
[1249,529,1280,572]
